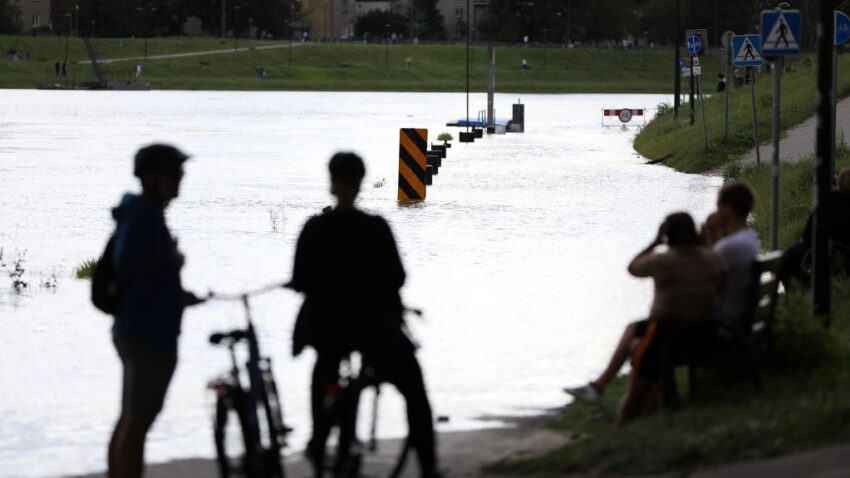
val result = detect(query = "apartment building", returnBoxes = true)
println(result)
[12,0,51,33]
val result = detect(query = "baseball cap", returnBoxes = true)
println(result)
[133,144,190,177]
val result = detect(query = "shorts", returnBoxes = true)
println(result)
[630,319,681,381]
[113,333,177,421]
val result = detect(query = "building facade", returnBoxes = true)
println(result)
[12,0,51,33]
[301,0,486,41]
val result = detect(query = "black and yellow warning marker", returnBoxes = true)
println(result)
[397,128,428,201]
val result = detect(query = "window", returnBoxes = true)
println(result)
[341,0,348,15]
[456,6,464,18]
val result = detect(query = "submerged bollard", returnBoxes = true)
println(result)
[427,151,442,168]
[431,144,447,158]
[511,102,525,133]
[473,128,484,138]
[459,131,475,143]
[425,165,434,185]
[397,128,428,201]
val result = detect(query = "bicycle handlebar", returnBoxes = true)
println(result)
[205,281,291,302]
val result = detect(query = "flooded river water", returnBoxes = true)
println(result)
[0,90,721,477]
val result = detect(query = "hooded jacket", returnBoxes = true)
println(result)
[111,193,184,350]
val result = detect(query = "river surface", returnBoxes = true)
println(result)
[0,90,721,477]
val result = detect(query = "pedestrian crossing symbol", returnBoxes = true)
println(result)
[732,35,763,67]
[761,10,802,56]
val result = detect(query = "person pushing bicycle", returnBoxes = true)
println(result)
[289,152,440,478]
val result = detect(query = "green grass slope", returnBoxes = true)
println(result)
[0,36,672,93]
[634,54,850,173]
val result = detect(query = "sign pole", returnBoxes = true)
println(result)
[832,43,838,178]
[814,1,836,325]
[674,0,681,120]
[689,56,695,125]
[750,66,761,165]
[697,70,708,151]
[724,50,730,141]
[771,57,781,251]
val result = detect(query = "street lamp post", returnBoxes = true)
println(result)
[234,5,241,52]
[64,13,71,65]
[146,7,157,61]
[74,4,79,37]
[384,23,391,68]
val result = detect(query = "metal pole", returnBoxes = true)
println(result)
[771,58,781,251]
[466,0,470,133]
[234,7,239,52]
[832,45,838,178]
[221,0,226,39]
[724,48,730,141]
[814,0,836,323]
[674,0,680,120]
[698,73,708,151]
[487,45,495,127]
[689,56,695,125]
[750,66,761,165]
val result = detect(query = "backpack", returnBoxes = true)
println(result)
[91,235,119,314]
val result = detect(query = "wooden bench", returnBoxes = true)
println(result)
[660,251,784,407]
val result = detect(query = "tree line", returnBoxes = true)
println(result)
[4,0,850,47]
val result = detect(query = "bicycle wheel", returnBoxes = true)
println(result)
[259,363,286,478]
[213,391,264,478]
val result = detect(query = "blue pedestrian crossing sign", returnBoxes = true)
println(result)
[687,35,703,55]
[836,11,850,46]
[761,10,801,56]
[732,35,763,67]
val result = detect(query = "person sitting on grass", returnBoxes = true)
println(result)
[779,168,850,286]
[564,213,722,422]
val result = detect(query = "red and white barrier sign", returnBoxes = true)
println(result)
[602,108,645,123]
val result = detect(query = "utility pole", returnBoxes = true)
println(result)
[221,0,227,39]
[234,5,241,52]
[674,0,681,120]
[814,0,836,324]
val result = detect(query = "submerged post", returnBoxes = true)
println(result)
[487,45,496,129]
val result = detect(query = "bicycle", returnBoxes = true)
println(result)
[315,311,429,478]
[206,283,291,478]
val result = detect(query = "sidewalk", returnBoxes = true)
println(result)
[64,415,571,478]
[740,97,850,165]
[79,42,305,65]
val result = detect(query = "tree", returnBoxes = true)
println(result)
[354,10,408,40]
[0,0,21,34]
[410,0,446,40]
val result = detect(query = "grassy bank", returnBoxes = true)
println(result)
[489,152,850,476]
[0,35,672,92]
[633,53,850,173]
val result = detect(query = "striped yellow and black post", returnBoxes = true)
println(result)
[397,128,428,201]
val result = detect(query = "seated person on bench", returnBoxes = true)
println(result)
[712,180,761,329]
[780,168,850,286]
[564,213,722,424]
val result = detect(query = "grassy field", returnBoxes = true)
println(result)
[489,150,850,476]
[634,53,850,173]
[0,35,673,92]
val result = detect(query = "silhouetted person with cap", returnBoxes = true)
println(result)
[290,152,440,478]
[107,144,203,478]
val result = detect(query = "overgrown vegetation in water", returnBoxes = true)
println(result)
[75,258,97,280]
[634,54,850,173]
[489,152,850,475]
[0,248,28,291]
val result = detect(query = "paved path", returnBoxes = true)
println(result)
[741,97,850,165]
[80,41,305,65]
[63,415,571,478]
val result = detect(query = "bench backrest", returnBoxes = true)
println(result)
[748,251,783,347]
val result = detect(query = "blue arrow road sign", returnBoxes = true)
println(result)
[836,11,850,46]
[687,34,703,55]
[732,35,763,67]
[761,10,801,56]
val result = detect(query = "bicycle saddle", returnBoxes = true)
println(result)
[209,329,249,345]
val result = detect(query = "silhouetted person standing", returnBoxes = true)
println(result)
[107,144,203,478]
[290,152,439,478]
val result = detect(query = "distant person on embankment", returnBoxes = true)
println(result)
[564,213,722,423]
[107,144,204,478]
[289,152,441,477]
[779,168,850,285]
